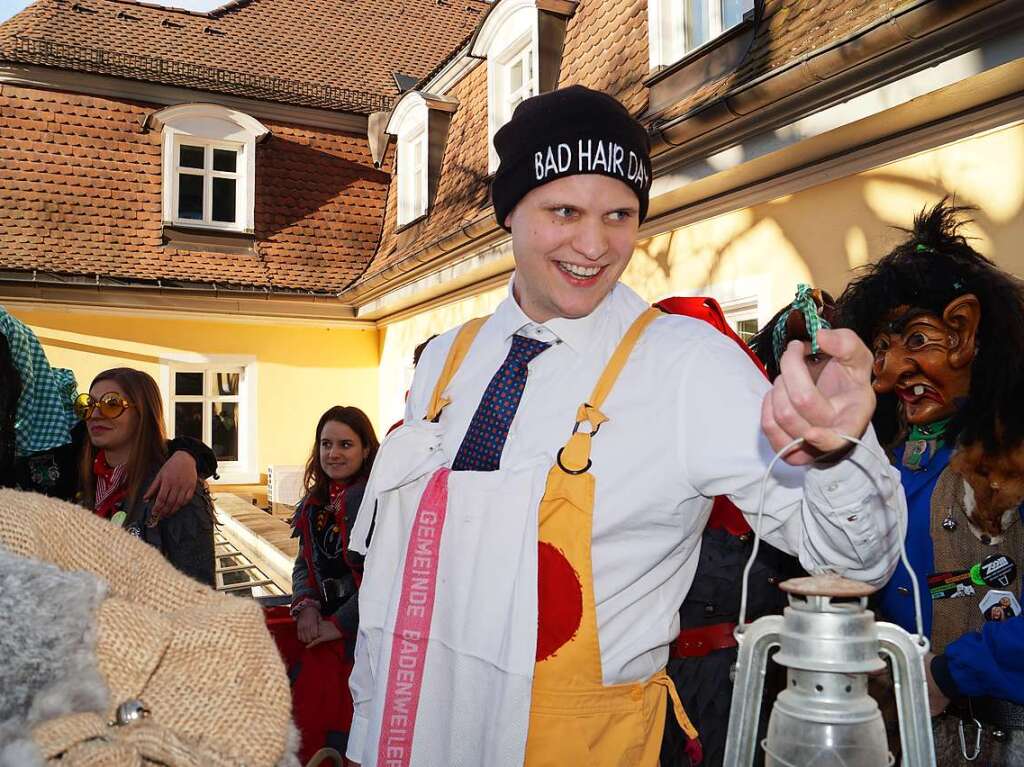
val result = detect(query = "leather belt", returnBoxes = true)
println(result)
[948,697,1024,731]
[670,622,737,658]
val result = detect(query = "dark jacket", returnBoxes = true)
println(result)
[122,466,216,588]
[290,477,366,634]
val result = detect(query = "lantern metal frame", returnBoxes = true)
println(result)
[723,435,936,767]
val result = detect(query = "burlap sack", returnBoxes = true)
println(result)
[0,489,299,767]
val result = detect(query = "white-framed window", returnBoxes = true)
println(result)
[172,137,242,227]
[471,0,540,172]
[721,297,759,345]
[498,38,535,126]
[397,118,428,226]
[150,103,269,234]
[648,0,754,69]
[388,91,458,227]
[161,358,258,484]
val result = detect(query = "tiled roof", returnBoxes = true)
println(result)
[368,0,652,278]
[365,0,901,282]
[0,0,487,112]
[0,84,390,291]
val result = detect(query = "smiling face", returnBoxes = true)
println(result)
[319,419,369,483]
[870,295,980,426]
[504,174,640,323]
[86,381,138,460]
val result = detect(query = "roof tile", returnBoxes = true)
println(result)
[0,84,389,291]
[366,0,905,281]
[0,0,487,112]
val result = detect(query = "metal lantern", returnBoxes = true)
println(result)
[722,430,937,767]
[723,574,935,766]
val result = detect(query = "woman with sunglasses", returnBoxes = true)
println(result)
[275,405,378,764]
[78,367,215,586]
[2,305,214,507]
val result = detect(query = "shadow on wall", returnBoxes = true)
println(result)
[630,134,1024,309]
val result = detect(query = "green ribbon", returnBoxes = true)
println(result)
[903,416,953,469]
[907,416,952,446]
[772,283,832,365]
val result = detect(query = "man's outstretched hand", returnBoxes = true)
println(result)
[761,328,876,466]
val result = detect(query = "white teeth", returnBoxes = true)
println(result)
[914,385,925,396]
[559,262,600,278]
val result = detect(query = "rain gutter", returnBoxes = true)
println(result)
[0,270,365,324]
[650,0,1021,162]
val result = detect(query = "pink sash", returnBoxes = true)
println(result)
[376,467,451,767]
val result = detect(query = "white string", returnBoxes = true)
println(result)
[735,434,927,647]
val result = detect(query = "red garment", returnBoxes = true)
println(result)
[654,297,767,376]
[276,479,359,760]
[92,450,127,519]
[264,606,355,764]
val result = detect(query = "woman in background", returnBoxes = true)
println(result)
[286,405,378,763]
[78,367,215,586]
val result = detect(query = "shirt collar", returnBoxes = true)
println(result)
[491,274,615,354]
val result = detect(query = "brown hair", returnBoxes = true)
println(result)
[79,367,169,521]
[303,405,379,504]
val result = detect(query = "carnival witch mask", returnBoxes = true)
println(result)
[837,200,1024,540]
[870,293,980,426]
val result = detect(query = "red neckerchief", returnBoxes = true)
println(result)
[294,479,362,615]
[328,480,347,509]
[93,449,128,519]
[305,480,350,591]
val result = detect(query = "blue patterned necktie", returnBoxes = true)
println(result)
[451,334,550,472]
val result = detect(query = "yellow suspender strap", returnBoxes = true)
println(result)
[559,308,662,472]
[575,307,661,427]
[425,307,659,427]
[653,673,700,740]
[425,317,488,422]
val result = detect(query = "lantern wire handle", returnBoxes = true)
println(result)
[736,434,927,647]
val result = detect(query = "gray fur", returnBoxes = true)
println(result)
[0,545,109,763]
[276,723,303,767]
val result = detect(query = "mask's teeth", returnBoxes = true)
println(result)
[914,385,925,396]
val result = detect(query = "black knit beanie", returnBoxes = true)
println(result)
[491,85,652,230]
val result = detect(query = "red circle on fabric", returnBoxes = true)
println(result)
[536,541,584,662]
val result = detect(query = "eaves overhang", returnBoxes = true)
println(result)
[338,210,503,307]
[649,0,1024,167]
[0,271,368,326]
[0,63,371,134]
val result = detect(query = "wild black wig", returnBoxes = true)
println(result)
[836,200,1024,450]
[747,306,788,383]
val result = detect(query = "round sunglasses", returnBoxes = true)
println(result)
[74,392,133,421]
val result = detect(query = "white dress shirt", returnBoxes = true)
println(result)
[403,278,904,686]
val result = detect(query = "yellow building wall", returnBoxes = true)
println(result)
[626,122,1024,324]
[8,306,380,481]
[376,122,1024,409]
[376,287,507,429]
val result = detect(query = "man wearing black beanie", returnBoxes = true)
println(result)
[346,86,904,767]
